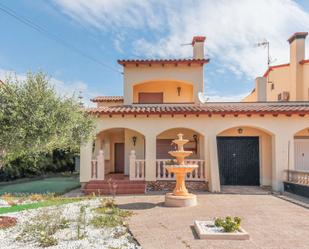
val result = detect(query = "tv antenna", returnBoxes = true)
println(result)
[256,39,276,68]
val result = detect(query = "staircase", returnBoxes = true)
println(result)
[83,174,146,195]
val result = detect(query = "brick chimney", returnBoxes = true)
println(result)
[192,36,206,59]
[288,32,308,100]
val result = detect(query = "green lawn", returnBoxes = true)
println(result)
[0,198,81,214]
[0,175,80,195]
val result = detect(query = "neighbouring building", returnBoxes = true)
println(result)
[81,33,309,194]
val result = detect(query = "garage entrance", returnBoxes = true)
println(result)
[217,136,260,185]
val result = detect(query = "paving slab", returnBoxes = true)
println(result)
[114,193,309,249]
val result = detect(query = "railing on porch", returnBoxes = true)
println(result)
[285,169,309,186]
[129,151,145,180]
[156,159,206,181]
[91,150,105,180]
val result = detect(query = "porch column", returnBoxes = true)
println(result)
[272,133,294,191]
[80,140,93,185]
[206,134,221,192]
[145,134,156,181]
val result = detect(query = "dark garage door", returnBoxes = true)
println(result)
[217,137,260,185]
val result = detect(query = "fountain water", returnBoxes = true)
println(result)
[164,133,198,207]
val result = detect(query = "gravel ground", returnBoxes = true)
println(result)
[0,199,141,249]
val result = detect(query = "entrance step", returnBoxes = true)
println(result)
[83,179,146,195]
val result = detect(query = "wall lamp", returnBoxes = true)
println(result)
[132,136,137,146]
[177,87,182,96]
[237,128,243,134]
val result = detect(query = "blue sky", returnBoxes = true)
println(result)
[0,0,309,105]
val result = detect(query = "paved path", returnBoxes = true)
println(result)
[115,193,309,249]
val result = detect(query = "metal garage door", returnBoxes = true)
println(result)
[217,137,260,185]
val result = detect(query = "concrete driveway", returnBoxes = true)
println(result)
[115,193,309,249]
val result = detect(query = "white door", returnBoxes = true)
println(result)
[294,139,309,170]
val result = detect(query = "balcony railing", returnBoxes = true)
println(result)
[156,159,206,181]
[285,169,309,186]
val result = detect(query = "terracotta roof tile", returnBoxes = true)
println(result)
[91,96,124,102]
[117,58,209,66]
[86,102,309,116]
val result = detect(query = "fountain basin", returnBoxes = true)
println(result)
[165,193,197,207]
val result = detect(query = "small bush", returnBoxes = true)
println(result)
[29,194,44,202]
[214,216,241,232]
[91,215,123,228]
[16,209,69,247]
[0,216,17,229]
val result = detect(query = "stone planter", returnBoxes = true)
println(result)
[194,221,249,240]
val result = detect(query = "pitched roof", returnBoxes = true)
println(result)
[263,63,290,77]
[117,58,209,67]
[86,102,309,116]
[91,96,124,102]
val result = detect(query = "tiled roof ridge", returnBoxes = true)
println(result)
[91,96,124,102]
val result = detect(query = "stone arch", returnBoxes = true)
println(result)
[95,127,145,175]
[216,125,274,187]
[156,127,205,160]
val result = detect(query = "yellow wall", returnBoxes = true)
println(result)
[217,127,272,186]
[303,64,309,101]
[266,66,291,101]
[133,81,193,103]
[123,64,204,104]
[242,90,257,102]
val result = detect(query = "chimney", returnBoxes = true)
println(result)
[255,77,267,101]
[192,36,206,59]
[288,32,307,64]
[288,32,308,100]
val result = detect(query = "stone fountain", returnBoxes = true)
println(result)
[165,133,198,207]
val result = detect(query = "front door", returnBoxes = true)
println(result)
[217,137,260,185]
[114,143,124,173]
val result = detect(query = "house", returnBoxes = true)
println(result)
[81,33,309,194]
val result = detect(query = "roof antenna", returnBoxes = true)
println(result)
[256,39,276,83]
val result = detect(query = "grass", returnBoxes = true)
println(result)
[0,198,81,215]
[0,175,80,195]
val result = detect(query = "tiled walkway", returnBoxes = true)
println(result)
[115,193,309,249]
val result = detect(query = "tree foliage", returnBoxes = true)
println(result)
[0,72,95,165]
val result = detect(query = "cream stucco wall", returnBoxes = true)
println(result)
[123,64,204,104]
[80,114,309,192]
[133,81,193,103]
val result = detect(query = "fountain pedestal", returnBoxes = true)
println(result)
[164,134,198,207]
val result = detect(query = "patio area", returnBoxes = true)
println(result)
[115,193,309,249]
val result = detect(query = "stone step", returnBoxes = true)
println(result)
[83,188,146,195]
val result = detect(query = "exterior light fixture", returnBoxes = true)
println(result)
[177,87,182,96]
[193,134,198,154]
[132,136,137,146]
[237,128,243,134]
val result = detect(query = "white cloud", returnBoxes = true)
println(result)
[204,92,250,102]
[54,0,309,80]
[0,69,97,107]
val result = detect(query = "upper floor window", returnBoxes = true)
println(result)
[138,92,163,104]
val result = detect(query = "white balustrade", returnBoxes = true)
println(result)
[91,150,105,180]
[156,159,206,181]
[129,150,146,180]
[286,169,309,185]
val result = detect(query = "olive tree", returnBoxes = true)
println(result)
[0,72,95,166]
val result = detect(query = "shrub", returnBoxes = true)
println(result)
[16,209,69,247]
[0,216,17,229]
[214,216,241,232]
